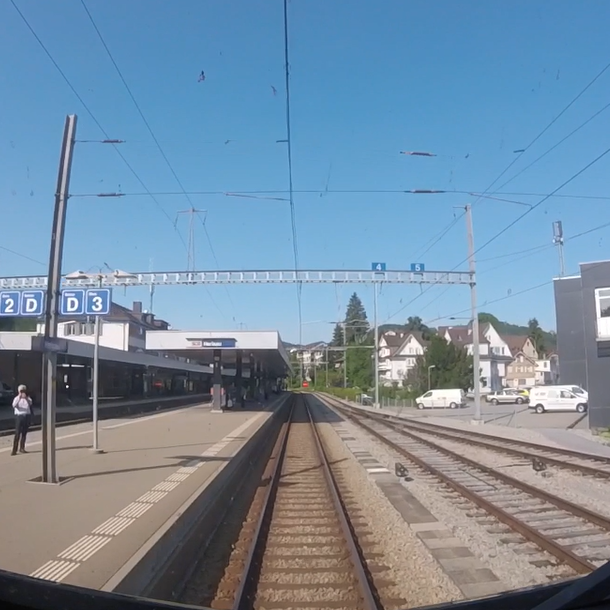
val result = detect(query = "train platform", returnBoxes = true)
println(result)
[0,393,289,591]
[324,395,610,459]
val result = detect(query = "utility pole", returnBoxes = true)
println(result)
[91,274,103,454]
[373,282,380,408]
[148,257,155,312]
[325,346,329,388]
[41,114,78,483]
[175,207,207,271]
[342,322,347,388]
[552,221,565,277]
[465,204,482,424]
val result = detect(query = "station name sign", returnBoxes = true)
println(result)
[186,337,237,348]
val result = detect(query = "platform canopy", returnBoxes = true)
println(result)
[145,330,291,377]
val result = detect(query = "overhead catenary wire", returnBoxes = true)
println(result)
[79,0,232,322]
[470,59,610,208]
[416,217,610,323]
[9,0,187,254]
[69,188,610,202]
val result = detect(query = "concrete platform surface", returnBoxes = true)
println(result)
[0,394,287,590]
[326,395,610,459]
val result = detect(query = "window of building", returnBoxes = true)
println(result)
[595,288,610,337]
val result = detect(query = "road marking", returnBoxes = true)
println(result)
[0,404,200,454]
[29,410,267,583]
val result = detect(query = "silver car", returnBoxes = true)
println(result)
[485,389,526,405]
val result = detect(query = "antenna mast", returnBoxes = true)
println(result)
[175,207,208,271]
[552,220,565,277]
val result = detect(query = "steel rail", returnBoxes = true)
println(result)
[232,394,379,610]
[321,395,599,574]
[231,397,295,610]
[336,403,610,478]
[304,398,380,610]
[371,411,610,465]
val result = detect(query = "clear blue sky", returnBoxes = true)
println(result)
[2,0,610,344]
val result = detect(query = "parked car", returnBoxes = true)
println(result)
[415,389,465,409]
[485,389,527,405]
[528,387,587,414]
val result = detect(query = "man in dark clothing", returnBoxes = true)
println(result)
[12,384,32,456]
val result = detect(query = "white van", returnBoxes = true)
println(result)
[528,387,588,414]
[415,389,465,409]
[553,385,588,400]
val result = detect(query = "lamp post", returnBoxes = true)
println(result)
[65,268,136,452]
[428,364,436,390]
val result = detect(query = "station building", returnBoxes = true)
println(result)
[554,260,610,429]
[0,300,290,407]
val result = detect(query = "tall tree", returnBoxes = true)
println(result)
[528,318,546,358]
[342,293,372,389]
[344,292,369,344]
[405,315,434,340]
[408,335,473,393]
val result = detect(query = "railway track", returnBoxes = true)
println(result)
[208,394,406,610]
[335,402,610,480]
[319,395,610,577]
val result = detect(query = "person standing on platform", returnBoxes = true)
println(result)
[12,384,32,456]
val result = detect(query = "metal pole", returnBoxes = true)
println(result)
[41,114,78,483]
[91,313,102,452]
[343,323,347,388]
[374,282,379,408]
[465,204,482,423]
[325,347,328,387]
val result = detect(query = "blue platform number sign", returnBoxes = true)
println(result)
[20,290,45,316]
[0,291,21,316]
[410,263,425,273]
[60,290,86,316]
[85,289,111,316]
[371,262,386,272]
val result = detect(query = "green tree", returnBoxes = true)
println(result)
[409,335,473,394]
[0,317,37,331]
[405,315,434,340]
[342,293,372,389]
[528,318,546,358]
[344,292,369,344]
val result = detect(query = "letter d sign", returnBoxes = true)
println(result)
[60,290,85,316]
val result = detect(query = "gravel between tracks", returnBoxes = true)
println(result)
[314,415,464,607]
[330,412,573,591]
[417,431,610,545]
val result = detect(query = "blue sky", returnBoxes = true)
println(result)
[2,0,610,344]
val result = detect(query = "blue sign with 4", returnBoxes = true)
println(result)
[410,263,425,272]
[371,262,386,272]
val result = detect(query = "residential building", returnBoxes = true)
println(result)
[288,342,328,378]
[503,336,537,388]
[535,354,560,385]
[554,260,610,429]
[36,301,171,354]
[378,330,428,385]
[439,322,511,391]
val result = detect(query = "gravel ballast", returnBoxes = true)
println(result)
[314,413,465,607]
[324,407,576,591]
